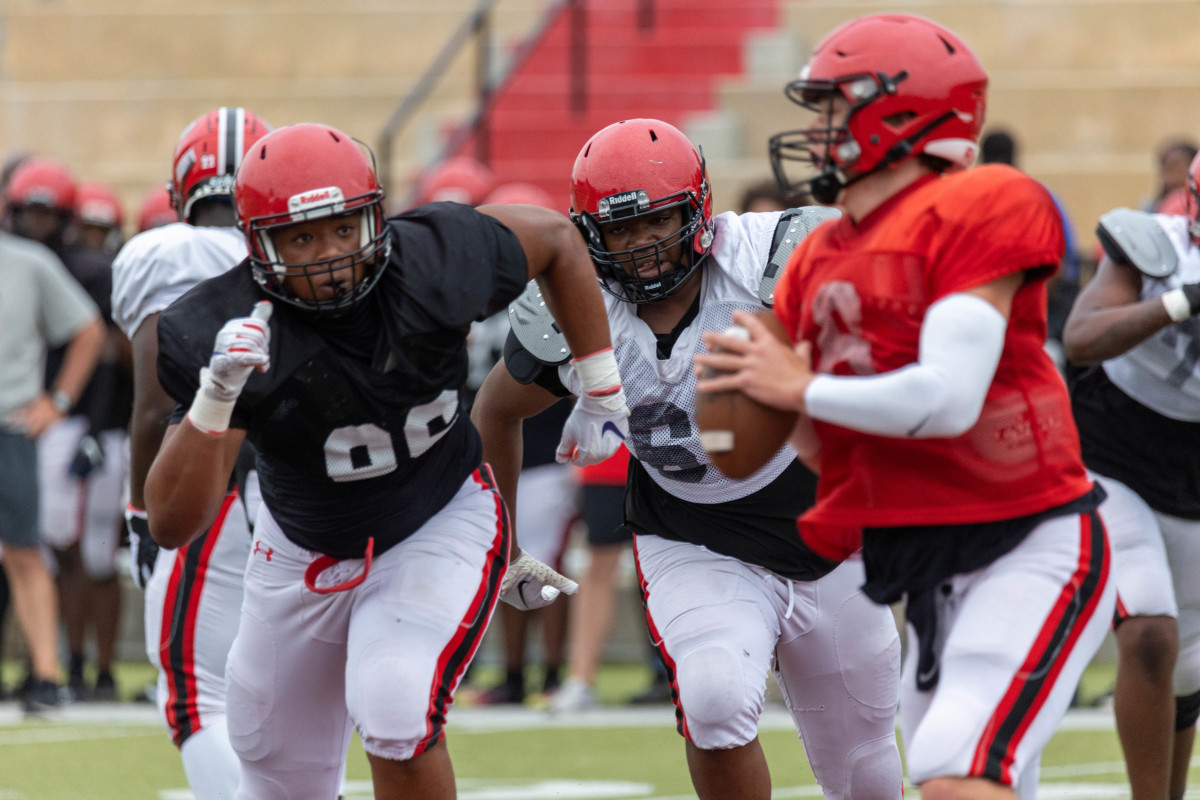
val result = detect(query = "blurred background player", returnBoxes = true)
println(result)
[0,158,104,714]
[136,185,178,233]
[475,118,902,800]
[111,106,272,799]
[704,14,1117,799]
[409,154,495,209]
[74,180,125,254]
[7,157,132,704]
[466,181,578,707]
[1061,150,1200,800]
[1143,139,1199,215]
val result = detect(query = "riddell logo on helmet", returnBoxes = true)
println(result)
[288,186,346,219]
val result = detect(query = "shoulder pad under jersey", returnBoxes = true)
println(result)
[760,206,842,306]
[1096,207,1177,279]
[507,280,571,365]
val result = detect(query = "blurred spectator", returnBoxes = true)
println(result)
[738,179,792,214]
[412,155,495,207]
[0,165,104,712]
[8,158,131,703]
[1143,139,1198,213]
[979,128,1079,366]
[136,185,177,233]
[73,181,125,254]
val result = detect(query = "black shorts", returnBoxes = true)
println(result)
[0,431,39,547]
[581,484,628,547]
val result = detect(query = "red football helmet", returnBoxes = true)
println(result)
[171,107,272,223]
[235,123,391,316]
[137,186,177,232]
[482,182,560,211]
[7,158,77,213]
[75,181,124,229]
[569,118,714,304]
[769,14,988,203]
[414,156,495,206]
[1184,151,1200,246]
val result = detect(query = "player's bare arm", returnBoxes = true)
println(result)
[478,203,613,359]
[128,314,177,510]
[470,359,561,518]
[145,422,246,548]
[1062,256,1175,364]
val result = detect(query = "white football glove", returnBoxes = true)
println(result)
[501,548,579,610]
[555,388,630,466]
[556,347,630,466]
[188,301,272,433]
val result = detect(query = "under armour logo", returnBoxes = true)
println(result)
[253,541,273,562]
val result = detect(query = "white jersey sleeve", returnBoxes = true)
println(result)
[1103,213,1200,421]
[111,223,247,338]
[560,211,798,504]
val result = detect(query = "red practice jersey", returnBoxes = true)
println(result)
[774,165,1092,554]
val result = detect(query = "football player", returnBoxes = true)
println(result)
[144,121,623,800]
[696,14,1116,800]
[473,118,903,800]
[1061,151,1200,800]
[111,106,272,799]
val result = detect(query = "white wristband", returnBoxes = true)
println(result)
[186,387,236,435]
[1162,288,1193,323]
[571,348,621,397]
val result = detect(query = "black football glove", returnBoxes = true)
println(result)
[125,506,159,590]
[67,434,104,477]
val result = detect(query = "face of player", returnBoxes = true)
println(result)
[807,92,853,172]
[599,205,687,281]
[1162,147,1194,194]
[74,223,111,251]
[11,205,66,246]
[272,212,367,304]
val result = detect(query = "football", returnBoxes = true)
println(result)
[696,313,799,480]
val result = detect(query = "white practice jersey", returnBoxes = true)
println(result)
[560,210,798,505]
[1103,213,1200,421]
[111,223,246,338]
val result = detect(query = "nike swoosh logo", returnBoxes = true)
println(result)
[601,421,625,440]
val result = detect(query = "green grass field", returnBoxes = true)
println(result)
[0,661,1194,799]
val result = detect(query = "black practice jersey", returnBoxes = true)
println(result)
[157,203,528,557]
[1072,363,1200,519]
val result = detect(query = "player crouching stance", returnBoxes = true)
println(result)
[697,14,1116,800]
[473,118,902,800]
[145,122,625,800]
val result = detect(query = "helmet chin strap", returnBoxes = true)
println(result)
[813,110,959,204]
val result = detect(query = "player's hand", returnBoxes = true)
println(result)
[694,310,814,413]
[200,301,273,403]
[500,548,578,610]
[68,434,104,477]
[125,506,159,590]
[555,387,630,466]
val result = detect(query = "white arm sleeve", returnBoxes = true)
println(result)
[804,292,1007,438]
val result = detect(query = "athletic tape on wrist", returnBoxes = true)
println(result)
[571,347,622,397]
[1162,288,1193,323]
[186,386,236,434]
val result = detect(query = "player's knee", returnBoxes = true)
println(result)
[843,735,903,800]
[226,617,279,763]
[834,593,902,710]
[676,643,757,749]
[349,643,435,759]
[1118,616,1179,681]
